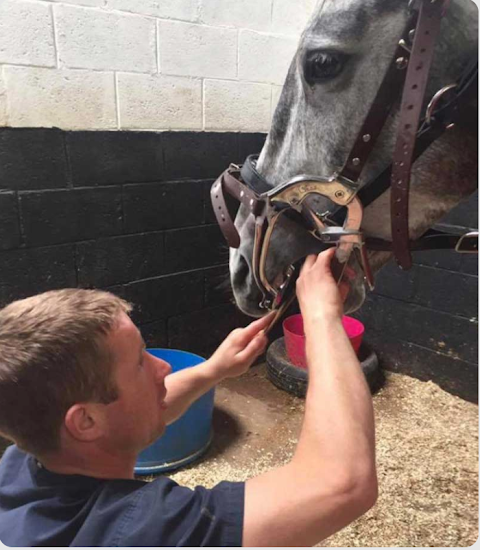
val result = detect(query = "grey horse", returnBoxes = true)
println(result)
[229,0,478,317]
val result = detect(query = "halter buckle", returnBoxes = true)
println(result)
[425,83,458,125]
[455,232,478,253]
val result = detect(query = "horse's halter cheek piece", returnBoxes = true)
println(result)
[211,0,478,320]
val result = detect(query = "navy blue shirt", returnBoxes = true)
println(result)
[0,445,244,547]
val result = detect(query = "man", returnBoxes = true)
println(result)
[0,249,377,547]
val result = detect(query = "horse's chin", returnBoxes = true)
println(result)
[236,300,264,318]
[231,279,265,318]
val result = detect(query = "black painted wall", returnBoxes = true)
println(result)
[0,128,477,400]
[0,127,266,358]
[355,193,478,403]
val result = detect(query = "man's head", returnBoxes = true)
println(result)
[0,289,170,459]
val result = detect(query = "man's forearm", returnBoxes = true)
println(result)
[163,361,222,425]
[295,314,376,482]
[243,314,377,547]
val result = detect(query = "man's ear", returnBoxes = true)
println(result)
[64,404,105,442]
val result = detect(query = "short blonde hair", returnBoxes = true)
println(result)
[0,289,132,456]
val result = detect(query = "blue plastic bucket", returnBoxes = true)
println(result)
[134,349,214,475]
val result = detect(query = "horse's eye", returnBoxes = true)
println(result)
[305,51,346,83]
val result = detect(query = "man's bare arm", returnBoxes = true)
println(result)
[243,249,377,547]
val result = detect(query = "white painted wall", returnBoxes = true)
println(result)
[0,0,317,131]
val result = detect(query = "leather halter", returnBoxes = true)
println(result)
[211,0,478,316]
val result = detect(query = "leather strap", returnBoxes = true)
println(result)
[366,228,478,252]
[391,0,450,269]
[359,59,478,208]
[340,13,417,183]
[210,172,241,248]
[210,167,266,249]
[223,169,265,215]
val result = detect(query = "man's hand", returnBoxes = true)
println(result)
[296,248,350,325]
[164,312,274,425]
[207,312,275,379]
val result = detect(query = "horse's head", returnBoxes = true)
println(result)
[230,0,478,317]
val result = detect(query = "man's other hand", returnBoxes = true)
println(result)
[207,312,275,379]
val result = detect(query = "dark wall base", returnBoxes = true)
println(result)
[364,332,478,404]
[0,128,265,357]
[354,232,478,403]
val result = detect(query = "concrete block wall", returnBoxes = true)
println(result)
[354,195,478,403]
[0,0,317,132]
[0,127,268,358]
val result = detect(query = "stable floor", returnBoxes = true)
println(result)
[167,365,478,547]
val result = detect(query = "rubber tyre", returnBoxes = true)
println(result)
[266,337,381,398]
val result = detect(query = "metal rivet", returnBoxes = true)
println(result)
[396,57,408,70]
[362,134,371,142]
[352,158,361,166]
[399,39,411,54]
[335,190,345,199]
[408,29,416,42]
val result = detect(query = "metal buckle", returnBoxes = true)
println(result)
[425,83,457,125]
[455,232,478,253]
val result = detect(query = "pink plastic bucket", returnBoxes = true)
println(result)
[282,314,365,369]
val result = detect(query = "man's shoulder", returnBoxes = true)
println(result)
[0,447,150,546]
[95,478,246,547]
[0,448,245,547]
[0,444,29,482]
[0,443,23,464]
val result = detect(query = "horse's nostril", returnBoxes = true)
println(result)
[232,255,250,288]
